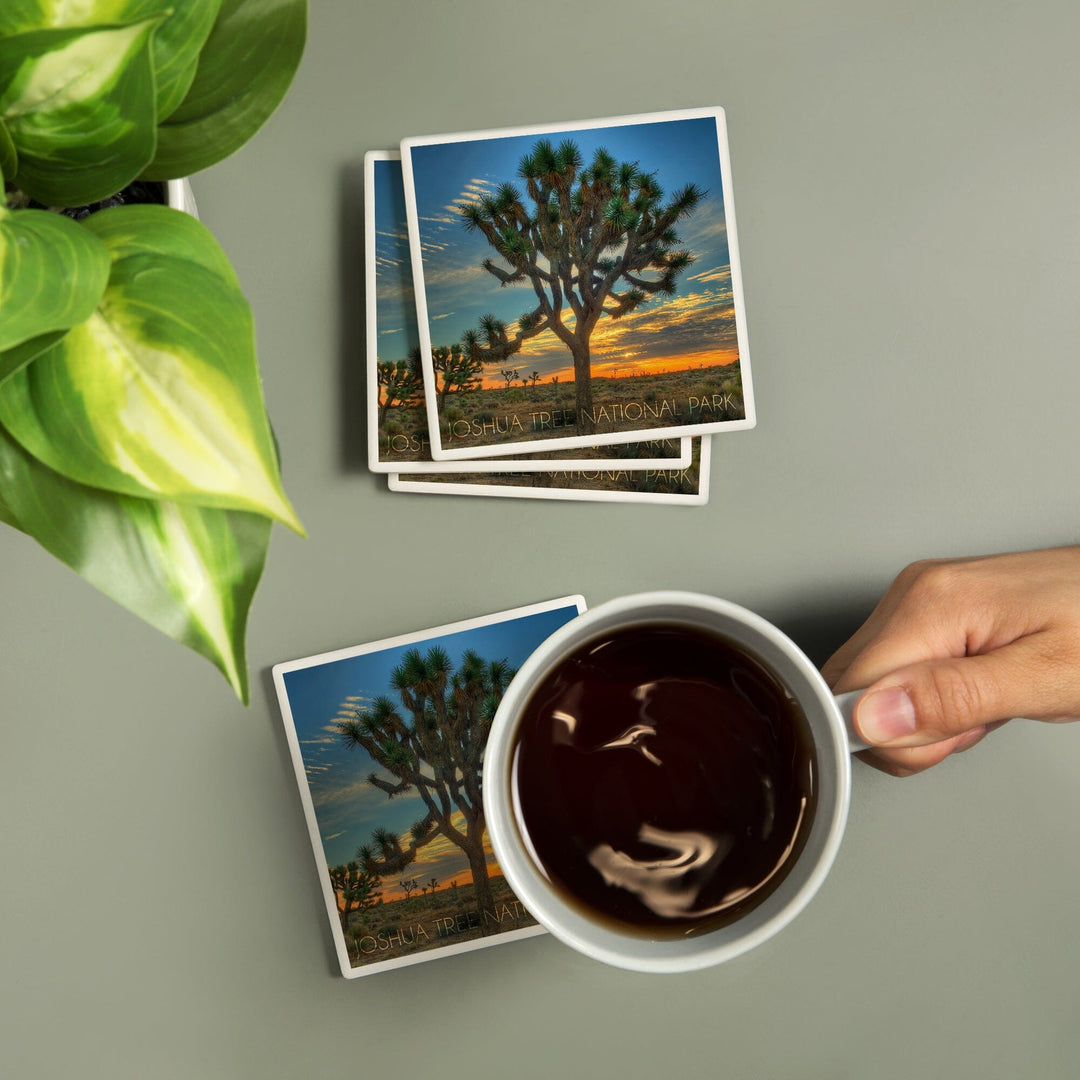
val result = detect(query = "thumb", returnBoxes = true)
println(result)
[853,640,1045,747]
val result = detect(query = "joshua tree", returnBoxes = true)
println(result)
[459,139,703,430]
[328,862,381,931]
[438,344,483,407]
[499,368,520,392]
[528,370,541,392]
[411,344,484,410]
[427,876,439,895]
[395,877,419,902]
[377,359,421,422]
[339,647,515,926]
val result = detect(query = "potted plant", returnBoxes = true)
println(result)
[0,0,307,702]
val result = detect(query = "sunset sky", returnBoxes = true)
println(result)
[281,602,581,899]
[373,113,742,388]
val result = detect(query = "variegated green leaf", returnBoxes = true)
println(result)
[0,0,223,122]
[0,204,303,532]
[0,203,110,350]
[85,200,238,284]
[0,420,269,701]
[0,480,20,529]
[0,329,67,385]
[0,18,161,206]
[145,0,306,180]
[0,118,16,181]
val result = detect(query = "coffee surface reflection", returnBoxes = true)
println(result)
[511,623,817,937]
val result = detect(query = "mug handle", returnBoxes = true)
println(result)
[834,689,871,753]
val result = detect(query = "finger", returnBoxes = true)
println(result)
[821,569,938,688]
[822,611,912,691]
[857,724,995,777]
[853,632,1076,748]
[865,726,996,775]
[821,625,877,689]
[830,596,970,696]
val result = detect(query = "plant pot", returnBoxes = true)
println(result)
[166,178,198,219]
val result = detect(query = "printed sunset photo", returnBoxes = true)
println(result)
[368,155,689,472]
[276,600,583,973]
[402,109,754,456]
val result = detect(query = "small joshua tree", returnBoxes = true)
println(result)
[411,344,484,410]
[377,359,421,421]
[328,861,381,931]
[396,877,419,903]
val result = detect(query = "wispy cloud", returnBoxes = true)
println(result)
[420,262,488,291]
[452,178,495,209]
[421,212,461,228]
[310,776,386,815]
[686,264,733,291]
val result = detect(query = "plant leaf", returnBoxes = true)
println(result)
[84,200,239,284]
[0,482,21,529]
[0,2,46,36]
[0,1,224,123]
[0,329,68,385]
[0,18,162,206]
[0,118,17,182]
[144,0,306,180]
[0,204,111,350]
[0,204,303,532]
[0,420,269,701]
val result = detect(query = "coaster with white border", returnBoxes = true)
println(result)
[389,437,710,506]
[272,595,587,977]
[366,152,690,473]
[401,108,753,460]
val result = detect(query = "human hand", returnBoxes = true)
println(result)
[821,547,1080,776]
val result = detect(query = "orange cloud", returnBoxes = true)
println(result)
[374,810,499,900]
[470,284,739,387]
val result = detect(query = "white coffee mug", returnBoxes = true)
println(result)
[483,591,866,974]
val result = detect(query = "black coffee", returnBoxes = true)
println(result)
[511,622,817,937]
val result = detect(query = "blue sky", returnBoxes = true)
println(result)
[371,157,420,363]
[282,602,581,885]
[379,114,742,382]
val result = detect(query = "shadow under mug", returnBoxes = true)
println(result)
[483,590,867,974]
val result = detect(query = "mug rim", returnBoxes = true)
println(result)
[483,590,853,973]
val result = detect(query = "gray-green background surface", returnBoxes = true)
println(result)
[4,2,1079,1076]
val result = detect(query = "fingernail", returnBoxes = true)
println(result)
[858,686,918,743]
[952,726,987,754]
